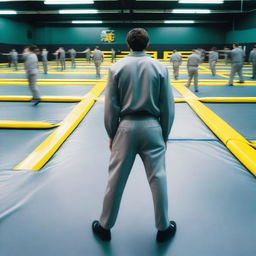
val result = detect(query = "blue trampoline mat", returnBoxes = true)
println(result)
[0,101,76,122]
[205,103,256,140]
[192,86,256,97]
[0,99,255,256]
[0,85,93,96]
[0,129,55,169]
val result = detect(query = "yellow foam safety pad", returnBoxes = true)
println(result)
[0,81,105,86]
[199,97,256,103]
[0,121,60,129]
[14,83,106,171]
[172,83,256,176]
[249,141,256,149]
[172,80,256,86]
[0,79,98,82]
[163,51,192,60]
[0,95,84,102]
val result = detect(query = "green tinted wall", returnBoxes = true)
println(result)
[0,18,33,44]
[226,28,256,44]
[35,26,226,45]
[226,12,256,44]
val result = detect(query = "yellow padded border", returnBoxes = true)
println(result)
[0,81,103,86]
[199,97,256,103]
[14,83,106,171]
[172,80,256,86]
[0,121,59,129]
[172,83,256,176]
[163,51,192,60]
[0,95,83,102]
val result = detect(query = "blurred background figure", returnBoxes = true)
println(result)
[93,46,104,78]
[249,45,256,79]
[58,47,66,71]
[41,48,48,74]
[81,47,91,63]
[208,47,219,77]
[23,45,40,105]
[2,49,19,70]
[111,48,116,63]
[227,43,245,86]
[68,48,77,68]
[223,46,230,65]
[186,49,201,92]
[170,49,182,80]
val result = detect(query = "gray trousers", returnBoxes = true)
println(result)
[100,116,169,231]
[252,62,256,78]
[209,60,217,76]
[228,62,244,84]
[173,62,180,79]
[86,56,91,63]
[42,61,48,74]
[27,74,40,100]
[94,60,102,77]
[71,58,76,68]
[11,59,18,70]
[186,67,199,91]
[60,59,66,70]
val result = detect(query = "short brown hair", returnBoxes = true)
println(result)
[127,28,149,51]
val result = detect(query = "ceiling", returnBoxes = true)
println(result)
[0,0,255,25]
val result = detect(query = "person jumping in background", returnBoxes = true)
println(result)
[249,45,256,79]
[186,49,201,92]
[93,46,104,78]
[23,45,40,106]
[170,50,182,80]
[227,43,245,86]
[68,48,77,68]
[41,48,48,74]
[208,47,219,77]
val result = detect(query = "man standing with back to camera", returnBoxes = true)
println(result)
[92,28,176,243]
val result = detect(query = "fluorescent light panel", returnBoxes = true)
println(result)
[164,20,195,24]
[179,0,223,3]
[45,0,94,4]
[0,10,17,14]
[172,9,210,14]
[72,20,102,23]
[59,9,98,14]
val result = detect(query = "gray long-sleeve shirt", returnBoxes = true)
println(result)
[104,51,175,142]
[208,51,219,62]
[249,49,256,63]
[187,53,201,67]
[230,48,245,63]
[93,49,103,61]
[42,50,48,62]
[69,49,76,59]
[24,52,38,75]
[59,49,65,60]
[10,51,18,60]
[170,52,182,63]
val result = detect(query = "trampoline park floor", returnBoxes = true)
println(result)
[0,60,256,256]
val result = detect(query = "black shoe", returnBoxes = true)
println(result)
[33,99,40,106]
[227,84,233,86]
[251,77,255,79]
[156,221,176,243]
[92,220,111,241]
[195,89,199,92]
[237,81,244,83]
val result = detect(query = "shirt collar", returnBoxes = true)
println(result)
[128,51,148,57]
